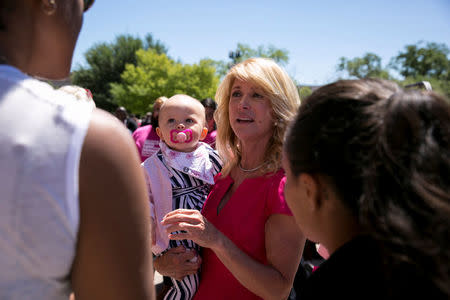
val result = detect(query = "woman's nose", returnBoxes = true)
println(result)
[238,95,250,110]
[177,123,185,130]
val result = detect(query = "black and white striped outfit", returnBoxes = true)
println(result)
[157,148,222,300]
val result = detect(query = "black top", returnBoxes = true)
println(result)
[294,236,446,300]
[125,117,138,133]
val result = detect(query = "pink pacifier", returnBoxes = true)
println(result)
[170,129,193,143]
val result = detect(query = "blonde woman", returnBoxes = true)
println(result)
[159,58,305,300]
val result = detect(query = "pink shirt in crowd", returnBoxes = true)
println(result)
[132,125,161,162]
[202,130,217,149]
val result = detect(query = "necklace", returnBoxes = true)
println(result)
[238,161,265,173]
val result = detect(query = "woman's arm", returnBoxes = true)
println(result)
[71,109,155,299]
[214,214,305,300]
[162,210,305,300]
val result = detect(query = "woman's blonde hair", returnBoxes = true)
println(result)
[215,57,300,176]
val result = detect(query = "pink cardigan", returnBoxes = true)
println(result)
[142,154,172,254]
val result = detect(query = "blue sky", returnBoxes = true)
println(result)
[74,0,450,85]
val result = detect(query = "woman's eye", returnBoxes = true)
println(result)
[253,93,264,99]
[231,91,241,97]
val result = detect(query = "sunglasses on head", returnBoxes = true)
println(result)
[83,0,95,12]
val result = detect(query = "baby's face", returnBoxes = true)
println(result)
[157,96,207,152]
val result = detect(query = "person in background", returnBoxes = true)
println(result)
[200,97,217,148]
[160,58,305,300]
[130,113,141,127]
[0,0,154,299]
[132,96,168,162]
[283,79,450,299]
[115,106,138,133]
[141,111,153,127]
[144,95,222,300]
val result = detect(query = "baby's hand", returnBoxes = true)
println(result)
[186,248,199,263]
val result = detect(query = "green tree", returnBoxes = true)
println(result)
[398,76,450,99]
[390,41,449,80]
[298,86,312,100]
[228,43,289,66]
[110,49,219,114]
[389,41,450,97]
[334,42,450,97]
[143,34,169,56]
[71,33,168,111]
[209,43,290,78]
[337,53,390,79]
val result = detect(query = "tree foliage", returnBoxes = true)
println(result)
[71,33,168,111]
[229,43,289,65]
[337,52,390,79]
[336,42,450,97]
[398,76,450,99]
[390,41,449,80]
[71,36,291,111]
[110,49,219,114]
[208,43,290,78]
[390,41,450,97]
[298,86,312,100]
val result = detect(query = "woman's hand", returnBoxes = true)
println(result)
[154,245,201,281]
[161,209,221,250]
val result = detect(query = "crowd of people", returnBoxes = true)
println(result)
[1,1,449,300]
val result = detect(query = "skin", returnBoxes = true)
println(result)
[153,245,202,281]
[0,0,83,79]
[218,79,277,210]
[229,79,275,156]
[156,95,208,152]
[160,81,305,300]
[73,110,154,299]
[0,1,154,298]
[281,152,362,256]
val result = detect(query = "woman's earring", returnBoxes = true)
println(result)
[42,0,57,16]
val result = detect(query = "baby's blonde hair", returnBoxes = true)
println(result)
[154,96,168,109]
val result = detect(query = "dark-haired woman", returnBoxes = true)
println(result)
[283,79,449,299]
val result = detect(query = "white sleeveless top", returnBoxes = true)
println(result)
[0,65,92,299]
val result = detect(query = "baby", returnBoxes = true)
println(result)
[142,94,222,300]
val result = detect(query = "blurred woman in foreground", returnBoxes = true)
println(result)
[0,1,154,299]
[283,79,450,299]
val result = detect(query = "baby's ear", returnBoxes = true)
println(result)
[199,127,208,140]
[156,127,164,141]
